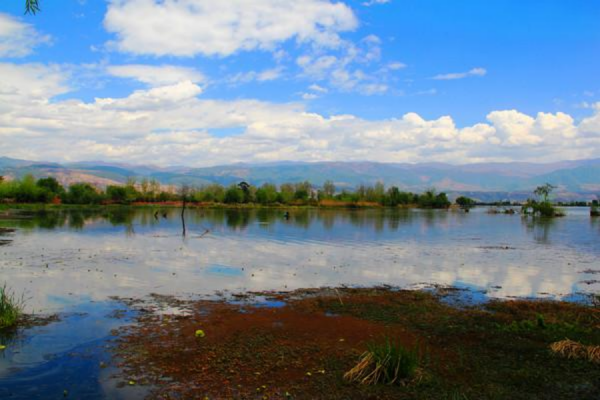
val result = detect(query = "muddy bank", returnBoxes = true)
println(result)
[114,288,600,399]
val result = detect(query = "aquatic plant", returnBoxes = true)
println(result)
[344,338,419,385]
[0,284,23,330]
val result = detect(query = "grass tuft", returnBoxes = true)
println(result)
[344,338,419,385]
[0,284,23,330]
[550,339,600,364]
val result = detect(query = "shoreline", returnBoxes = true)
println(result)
[2,285,599,398]
[109,286,600,399]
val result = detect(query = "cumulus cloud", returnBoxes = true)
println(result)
[107,64,206,87]
[296,34,388,95]
[1,62,599,166]
[0,63,69,104]
[104,0,358,57]
[433,67,487,80]
[0,12,50,58]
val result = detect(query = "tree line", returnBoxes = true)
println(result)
[0,175,454,208]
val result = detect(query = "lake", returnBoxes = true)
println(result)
[0,206,599,398]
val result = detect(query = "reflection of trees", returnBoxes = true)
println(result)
[290,210,311,229]
[321,210,335,231]
[225,210,251,230]
[33,210,68,229]
[591,217,600,232]
[387,209,413,231]
[522,217,555,244]
[105,209,136,227]
[0,207,462,236]
[420,209,447,228]
[68,210,86,229]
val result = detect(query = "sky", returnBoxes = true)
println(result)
[0,0,599,167]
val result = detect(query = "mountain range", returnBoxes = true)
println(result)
[1,156,599,202]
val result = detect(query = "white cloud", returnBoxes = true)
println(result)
[104,0,358,57]
[414,88,437,96]
[228,67,284,84]
[386,62,406,70]
[1,62,599,166]
[301,92,319,100]
[107,64,205,87]
[433,67,487,80]
[296,35,388,95]
[308,84,328,93]
[0,12,50,58]
[0,63,69,105]
[362,0,391,6]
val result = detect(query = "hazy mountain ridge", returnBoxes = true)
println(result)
[1,156,599,201]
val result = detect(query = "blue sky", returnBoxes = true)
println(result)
[0,0,599,166]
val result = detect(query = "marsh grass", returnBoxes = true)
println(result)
[344,338,420,386]
[550,339,600,364]
[0,284,23,329]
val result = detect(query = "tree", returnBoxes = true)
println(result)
[456,196,475,208]
[36,176,64,202]
[25,0,40,14]
[255,183,278,205]
[106,185,129,204]
[591,198,599,217]
[534,183,556,203]
[224,185,243,204]
[237,181,253,203]
[36,177,63,194]
[322,180,335,198]
[63,183,102,204]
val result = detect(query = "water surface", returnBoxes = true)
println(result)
[0,206,599,398]
[1,207,599,313]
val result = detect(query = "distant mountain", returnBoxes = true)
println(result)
[1,156,599,201]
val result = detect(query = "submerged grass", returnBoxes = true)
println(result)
[344,338,420,385]
[0,284,23,330]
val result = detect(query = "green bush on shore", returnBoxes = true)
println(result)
[0,175,454,209]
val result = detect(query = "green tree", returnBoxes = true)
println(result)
[36,177,63,194]
[106,185,129,203]
[322,180,335,198]
[278,183,295,204]
[63,183,102,204]
[417,189,450,209]
[293,181,312,202]
[456,196,476,208]
[255,183,278,205]
[224,185,244,204]
[534,183,556,203]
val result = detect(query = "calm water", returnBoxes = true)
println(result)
[1,207,599,312]
[0,207,599,398]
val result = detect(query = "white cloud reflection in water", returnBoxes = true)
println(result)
[1,207,598,312]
